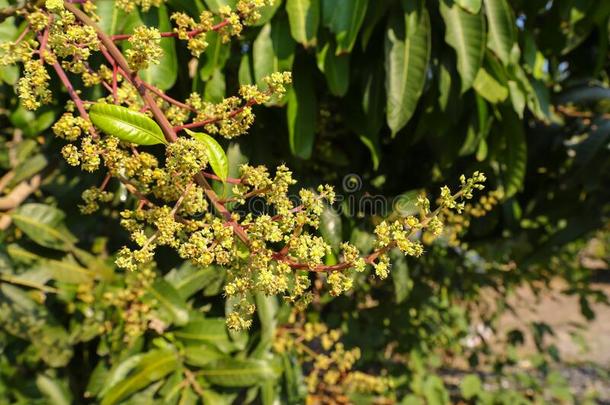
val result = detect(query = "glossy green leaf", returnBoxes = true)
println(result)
[322,0,368,53]
[385,7,431,135]
[286,0,320,47]
[319,205,342,250]
[456,0,481,13]
[45,257,96,284]
[253,293,278,356]
[186,129,228,182]
[390,249,412,304]
[287,62,316,159]
[11,204,77,251]
[199,358,277,387]
[150,279,190,326]
[317,41,350,97]
[204,0,236,13]
[89,104,167,145]
[8,154,47,187]
[484,0,515,65]
[253,18,296,99]
[100,350,179,405]
[473,67,508,103]
[440,0,486,92]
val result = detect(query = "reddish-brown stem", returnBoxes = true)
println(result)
[99,173,111,191]
[141,81,194,111]
[202,171,242,184]
[14,26,30,45]
[174,99,257,132]
[39,26,50,64]
[110,20,230,41]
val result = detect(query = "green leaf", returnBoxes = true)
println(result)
[186,129,229,182]
[184,345,225,367]
[287,61,316,159]
[253,293,278,356]
[97,0,128,35]
[319,205,342,250]
[8,154,47,187]
[385,7,431,135]
[500,109,526,197]
[200,30,231,81]
[100,350,178,405]
[139,4,178,90]
[484,0,515,65]
[199,358,278,387]
[456,0,481,13]
[317,41,350,97]
[286,0,320,47]
[150,279,190,326]
[204,68,226,103]
[174,318,233,353]
[45,256,96,284]
[36,374,72,405]
[390,249,411,304]
[322,0,368,53]
[204,0,236,13]
[473,67,508,103]
[460,374,482,400]
[440,0,486,92]
[252,0,283,26]
[253,18,296,102]
[423,375,450,405]
[89,104,167,145]
[11,204,77,251]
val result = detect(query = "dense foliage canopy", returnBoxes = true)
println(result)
[0,0,608,403]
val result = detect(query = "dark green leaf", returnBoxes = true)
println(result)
[286,0,320,47]
[385,7,431,135]
[287,62,316,159]
[11,204,77,251]
[199,358,278,387]
[440,0,486,92]
[150,279,190,326]
[484,0,515,65]
[322,0,368,53]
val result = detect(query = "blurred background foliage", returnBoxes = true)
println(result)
[0,0,609,403]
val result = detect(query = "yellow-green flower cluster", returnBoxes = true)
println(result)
[116,0,164,13]
[80,187,114,214]
[170,11,214,57]
[126,26,163,71]
[48,11,100,74]
[53,112,90,141]
[17,60,52,110]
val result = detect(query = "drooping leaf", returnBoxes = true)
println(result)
[319,205,342,250]
[150,279,190,326]
[484,0,515,65]
[385,7,431,135]
[89,104,167,145]
[473,67,508,103]
[253,17,296,105]
[316,40,350,97]
[204,68,226,103]
[456,0,481,13]
[287,61,316,159]
[286,0,320,47]
[253,293,278,356]
[100,350,179,405]
[186,129,229,182]
[11,204,77,251]
[199,358,278,387]
[500,110,527,197]
[8,154,47,187]
[322,0,368,53]
[440,0,486,92]
[96,0,129,35]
